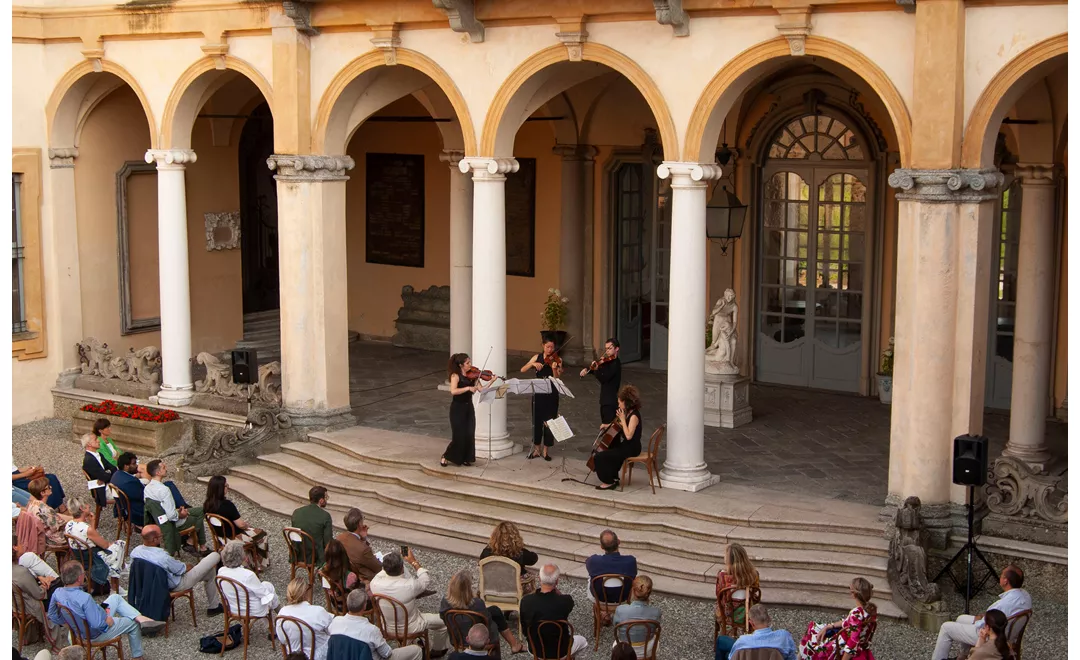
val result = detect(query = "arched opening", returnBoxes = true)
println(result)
[237,101,278,315]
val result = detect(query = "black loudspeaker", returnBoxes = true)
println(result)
[952,434,989,486]
[231,349,258,385]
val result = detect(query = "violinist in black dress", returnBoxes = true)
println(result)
[443,353,489,467]
[592,385,642,491]
[521,338,564,461]
[579,337,622,425]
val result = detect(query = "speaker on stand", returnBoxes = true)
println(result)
[933,434,999,613]
[231,349,257,421]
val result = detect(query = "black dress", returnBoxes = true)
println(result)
[594,410,642,485]
[444,374,476,465]
[532,360,559,447]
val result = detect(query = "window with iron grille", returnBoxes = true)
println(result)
[13,173,26,334]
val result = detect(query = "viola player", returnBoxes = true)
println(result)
[521,337,563,461]
[579,337,622,425]
[443,353,488,467]
[592,385,643,491]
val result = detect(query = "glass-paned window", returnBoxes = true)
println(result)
[12,174,26,334]
[768,114,865,160]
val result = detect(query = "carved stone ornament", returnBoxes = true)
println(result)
[706,288,740,376]
[556,28,588,62]
[776,9,812,56]
[201,42,229,70]
[163,407,294,477]
[267,154,354,181]
[76,337,162,385]
[282,0,318,36]
[432,0,485,43]
[370,24,401,65]
[194,352,284,407]
[887,496,943,607]
[439,150,465,168]
[985,455,1067,524]
[458,157,520,179]
[887,168,1005,203]
[48,147,79,169]
[1015,162,1056,185]
[653,0,689,37]
[656,161,724,184]
[204,211,241,251]
[145,149,197,168]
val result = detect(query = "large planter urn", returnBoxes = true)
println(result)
[72,409,192,455]
[876,373,893,405]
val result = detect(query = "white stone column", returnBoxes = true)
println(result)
[1005,163,1056,467]
[655,162,722,492]
[48,148,85,386]
[267,154,355,429]
[145,149,197,406]
[459,157,520,458]
[442,150,473,357]
[553,145,595,364]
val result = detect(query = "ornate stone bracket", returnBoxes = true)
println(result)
[204,211,241,251]
[164,407,294,477]
[193,352,284,407]
[432,0,485,43]
[81,37,105,73]
[200,39,229,70]
[48,147,78,169]
[76,337,162,385]
[775,9,812,56]
[887,168,1005,203]
[370,24,401,65]
[282,0,318,36]
[267,154,354,181]
[653,0,689,37]
[985,455,1067,524]
[555,18,588,62]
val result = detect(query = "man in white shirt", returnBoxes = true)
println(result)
[328,589,422,660]
[129,525,223,615]
[143,459,209,555]
[216,540,279,617]
[932,564,1032,660]
[369,550,448,654]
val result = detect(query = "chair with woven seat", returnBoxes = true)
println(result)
[479,555,524,638]
[590,573,633,650]
[144,498,197,556]
[13,585,58,653]
[128,557,197,638]
[372,593,429,660]
[56,601,126,660]
[614,619,661,660]
[216,575,278,660]
[108,484,141,560]
[283,527,317,587]
[1007,609,1032,660]
[714,582,761,640]
[527,619,576,660]
[64,533,98,594]
[443,608,498,656]
[275,614,317,660]
[621,424,665,494]
[207,513,262,576]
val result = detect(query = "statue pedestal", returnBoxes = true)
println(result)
[704,373,752,429]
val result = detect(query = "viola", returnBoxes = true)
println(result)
[464,366,498,382]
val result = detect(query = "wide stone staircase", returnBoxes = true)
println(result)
[234,310,360,364]
[219,427,905,618]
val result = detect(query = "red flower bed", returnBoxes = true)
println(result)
[81,400,180,424]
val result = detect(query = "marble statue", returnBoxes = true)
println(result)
[706,288,739,375]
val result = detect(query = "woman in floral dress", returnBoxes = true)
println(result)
[799,577,878,660]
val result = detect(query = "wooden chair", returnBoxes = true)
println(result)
[1007,609,1032,660]
[82,469,104,523]
[56,601,125,660]
[590,573,633,649]
[731,649,784,660]
[319,568,349,616]
[275,614,317,660]
[64,533,97,594]
[372,593,429,660]
[108,484,140,559]
[283,527,317,586]
[17,510,69,569]
[831,612,877,660]
[207,513,262,576]
[443,608,498,656]
[215,575,278,660]
[714,581,762,639]
[130,557,196,638]
[613,619,661,660]
[527,619,575,660]
[13,585,58,653]
[621,424,665,494]
[144,498,197,556]
[479,555,524,638]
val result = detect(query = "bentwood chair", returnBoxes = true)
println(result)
[621,424,665,494]
[82,469,104,523]
[590,574,633,649]
[443,609,499,657]
[527,619,575,660]
[274,614,317,660]
[283,527,317,587]
[13,586,58,653]
[57,601,125,660]
[1007,609,1033,660]
[714,581,762,639]
[215,575,278,660]
[372,594,429,660]
[830,611,877,660]
[64,533,97,594]
[318,567,349,616]
[207,513,262,576]
[730,649,784,660]
[108,484,141,559]
[613,620,661,660]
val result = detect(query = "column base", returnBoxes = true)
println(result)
[285,405,357,432]
[153,385,195,407]
[704,374,752,428]
[437,379,452,393]
[475,434,522,460]
[658,463,721,493]
[1000,447,1052,472]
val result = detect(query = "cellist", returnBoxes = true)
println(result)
[522,337,563,461]
[592,385,642,491]
[579,337,622,425]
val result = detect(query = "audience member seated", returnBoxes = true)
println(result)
[716,604,796,660]
[203,475,269,570]
[64,497,124,593]
[480,521,540,593]
[448,624,498,660]
[130,524,223,616]
[799,578,877,660]
[143,459,209,555]
[25,477,72,546]
[966,610,1014,660]
[612,576,661,658]
[520,564,588,658]
[932,565,1030,660]
[13,546,64,644]
[715,543,761,635]
[611,642,637,660]
[290,486,333,567]
[440,568,525,653]
[586,529,637,604]
[370,549,449,654]
[217,540,280,617]
[13,465,67,513]
[324,538,359,591]
[277,575,334,660]
[337,508,383,582]
[328,589,423,660]
[110,452,188,528]
[92,419,121,470]
[48,561,165,659]
[81,433,116,511]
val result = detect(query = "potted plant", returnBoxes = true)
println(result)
[73,400,192,454]
[541,288,570,348]
[876,337,894,404]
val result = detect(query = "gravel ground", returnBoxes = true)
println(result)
[12,418,1067,660]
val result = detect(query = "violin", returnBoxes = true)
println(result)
[543,353,563,369]
[464,366,498,382]
[584,354,614,374]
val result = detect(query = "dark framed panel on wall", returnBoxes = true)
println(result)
[506,157,536,277]
[116,160,160,335]
[366,152,425,268]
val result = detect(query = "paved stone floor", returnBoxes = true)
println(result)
[346,341,1068,506]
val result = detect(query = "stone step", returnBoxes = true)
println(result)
[217,472,903,618]
[243,310,281,322]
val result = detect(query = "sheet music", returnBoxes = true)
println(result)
[500,378,553,395]
[545,415,574,442]
[549,377,575,398]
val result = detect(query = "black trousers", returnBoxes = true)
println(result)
[600,404,617,425]
[532,393,559,447]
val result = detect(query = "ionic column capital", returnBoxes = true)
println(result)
[145,149,198,169]
[656,161,723,187]
[552,144,599,162]
[267,154,354,181]
[1015,163,1056,186]
[439,150,466,168]
[458,157,519,180]
[887,168,1004,202]
[48,147,79,169]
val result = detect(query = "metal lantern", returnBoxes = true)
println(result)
[705,183,747,254]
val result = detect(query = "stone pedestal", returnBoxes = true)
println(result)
[704,373,752,428]
[392,285,450,351]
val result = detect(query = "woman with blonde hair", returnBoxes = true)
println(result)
[439,569,525,654]
[613,576,661,657]
[715,543,760,634]
[799,577,878,659]
[480,521,539,593]
[276,575,333,660]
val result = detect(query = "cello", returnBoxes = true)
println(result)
[585,403,635,471]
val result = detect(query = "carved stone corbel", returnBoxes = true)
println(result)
[776,9,812,56]
[432,0,485,43]
[653,0,689,37]
[370,24,401,65]
[48,148,79,170]
[81,37,105,73]
[201,34,229,70]
[282,0,318,36]
[555,18,588,62]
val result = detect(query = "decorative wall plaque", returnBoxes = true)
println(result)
[204,211,241,251]
[365,153,425,268]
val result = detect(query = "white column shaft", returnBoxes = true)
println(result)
[48,150,85,375]
[448,158,474,356]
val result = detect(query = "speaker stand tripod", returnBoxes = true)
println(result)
[932,485,998,614]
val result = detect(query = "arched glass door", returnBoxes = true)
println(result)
[756,114,871,392]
